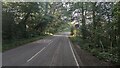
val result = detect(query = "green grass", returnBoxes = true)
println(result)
[2,35,49,52]
[69,36,118,65]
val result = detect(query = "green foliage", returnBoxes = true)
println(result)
[2,36,48,52]
[2,2,67,51]
[69,2,120,65]
[2,11,15,39]
[2,2,120,65]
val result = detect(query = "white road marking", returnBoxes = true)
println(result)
[46,40,53,47]
[69,40,79,66]
[27,40,53,62]
[27,47,46,62]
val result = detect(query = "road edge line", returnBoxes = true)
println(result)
[69,40,79,66]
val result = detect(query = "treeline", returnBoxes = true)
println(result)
[70,2,120,64]
[2,2,120,64]
[2,2,67,40]
[2,2,67,51]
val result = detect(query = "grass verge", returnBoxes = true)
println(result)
[69,36,117,65]
[2,35,50,52]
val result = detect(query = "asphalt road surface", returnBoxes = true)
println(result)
[3,32,79,66]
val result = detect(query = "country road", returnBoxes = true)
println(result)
[3,32,80,66]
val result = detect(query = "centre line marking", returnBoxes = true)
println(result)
[27,40,54,62]
[27,47,45,62]
[46,41,53,47]
[69,40,79,66]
